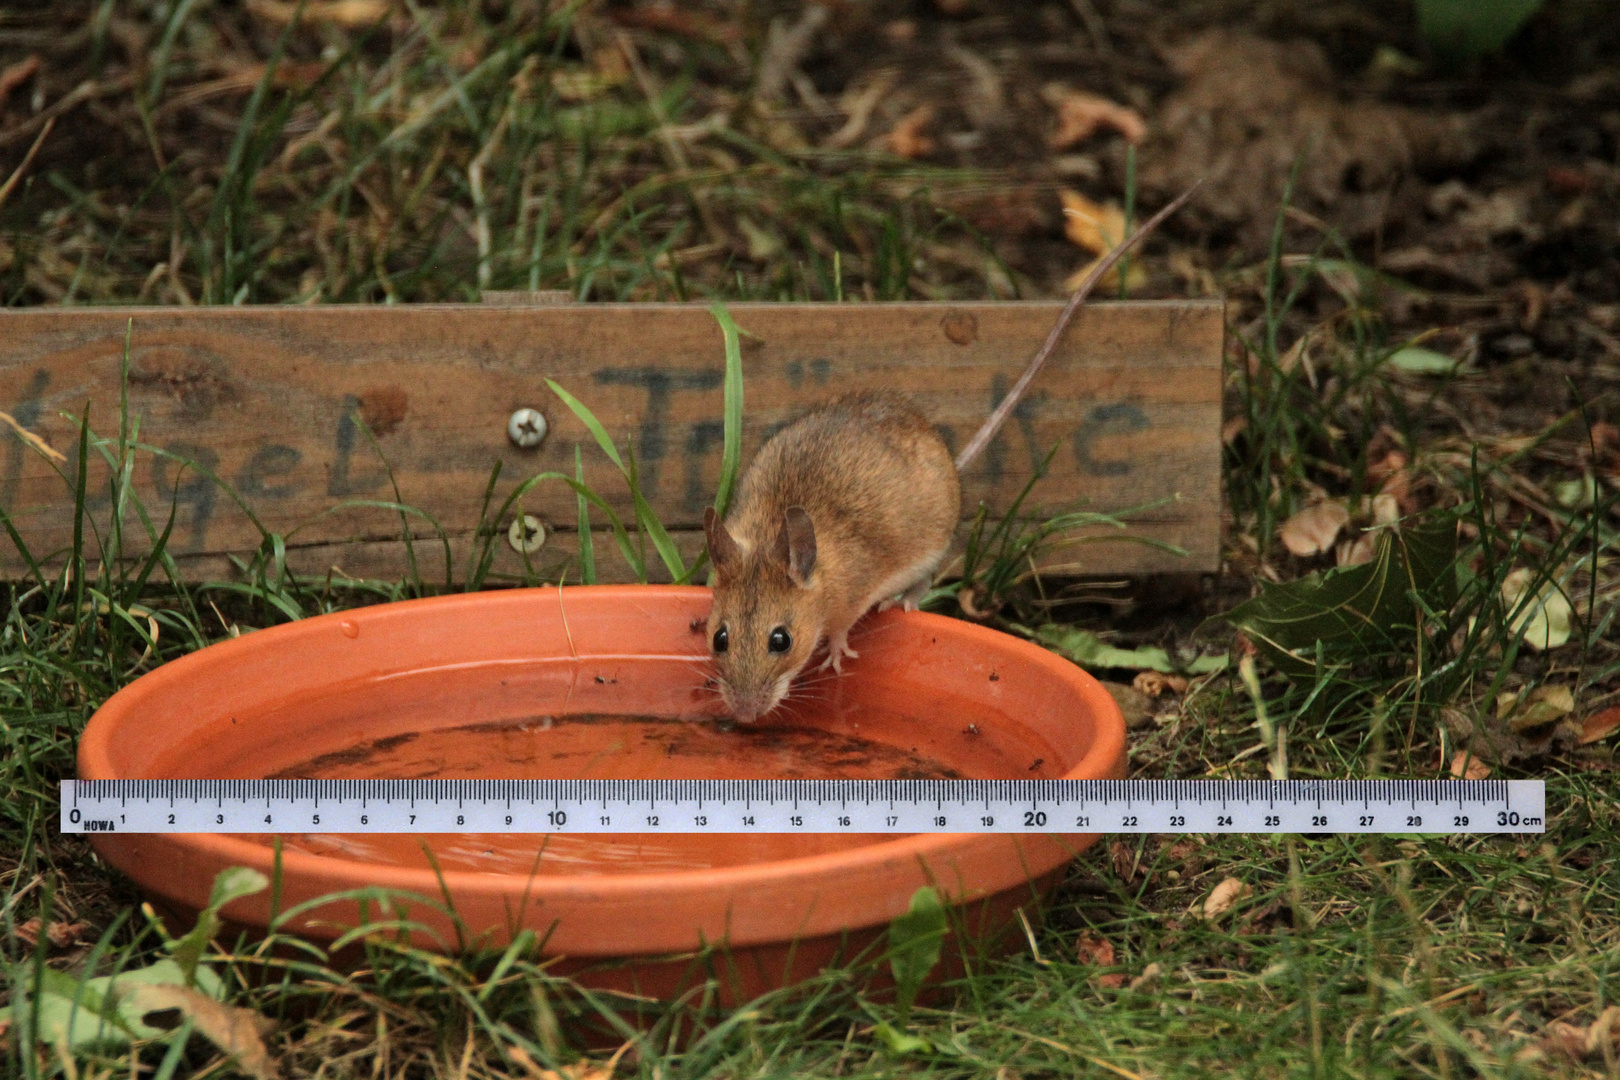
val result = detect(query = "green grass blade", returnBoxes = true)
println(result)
[545,380,625,471]
[575,445,596,585]
[709,302,745,518]
[624,441,685,582]
[465,460,503,591]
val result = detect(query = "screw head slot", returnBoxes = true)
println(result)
[507,408,548,449]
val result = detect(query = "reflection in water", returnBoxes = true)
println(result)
[281,828,895,875]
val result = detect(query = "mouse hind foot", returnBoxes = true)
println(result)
[875,576,933,613]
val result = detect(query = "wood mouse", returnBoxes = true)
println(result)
[703,184,1200,723]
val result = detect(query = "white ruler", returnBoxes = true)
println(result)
[60,779,1544,834]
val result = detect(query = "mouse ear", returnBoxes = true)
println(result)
[704,507,741,574]
[777,506,817,586]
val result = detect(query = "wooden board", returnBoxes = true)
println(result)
[0,300,1223,583]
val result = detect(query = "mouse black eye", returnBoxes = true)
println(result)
[768,627,791,653]
[712,626,728,653]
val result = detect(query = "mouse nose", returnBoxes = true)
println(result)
[721,686,769,724]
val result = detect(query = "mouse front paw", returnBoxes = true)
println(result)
[818,632,860,673]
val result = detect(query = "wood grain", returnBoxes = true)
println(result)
[0,300,1223,583]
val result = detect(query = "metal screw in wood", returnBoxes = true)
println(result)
[507,515,545,554]
[507,408,547,448]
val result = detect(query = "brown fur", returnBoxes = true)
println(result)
[705,391,959,722]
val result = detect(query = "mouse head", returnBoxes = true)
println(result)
[704,505,822,723]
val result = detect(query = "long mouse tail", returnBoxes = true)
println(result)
[953,179,1206,472]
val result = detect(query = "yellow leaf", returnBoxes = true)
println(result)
[1508,684,1575,732]
[1059,189,1125,255]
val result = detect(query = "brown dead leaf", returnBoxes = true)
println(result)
[0,55,41,111]
[1042,84,1146,150]
[1578,706,1620,746]
[1221,415,1248,445]
[1201,877,1249,920]
[245,0,390,27]
[1543,1021,1594,1063]
[887,104,936,159]
[1096,972,1126,989]
[1127,962,1162,992]
[127,984,277,1080]
[1059,189,1125,256]
[1278,500,1349,557]
[1133,671,1189,698]
[1166,838,1206,879]
[1109,840,1140,883]
[1368,450,1414,510]
[1440,707,1475,740]
[1449,751,1491,780]
[14,918,90,950]
[1335,532,1377,567]
[1075,933,1115,967]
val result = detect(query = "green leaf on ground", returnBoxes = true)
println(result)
[888,886,947,1028]
[1418,0,1543,63]
[1221,518,1458,678]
